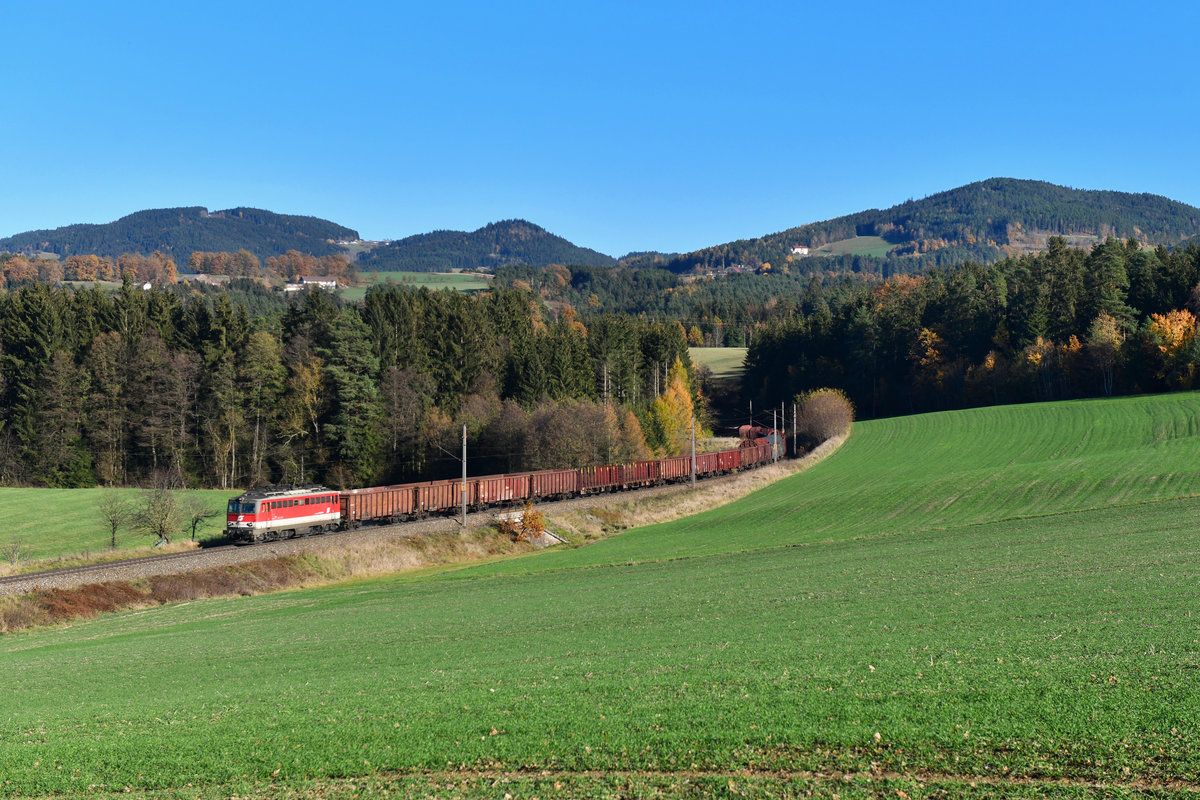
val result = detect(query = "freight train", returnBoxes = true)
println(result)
[225,435,778,545]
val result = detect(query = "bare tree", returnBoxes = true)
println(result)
[181,495,219,541]
[97,489,134,550]
[1,539,28,566]
[134,487,181,545]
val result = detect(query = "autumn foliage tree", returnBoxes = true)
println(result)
[795,388,854,449]
[1149,309,1198,387]
[649,357,695,456]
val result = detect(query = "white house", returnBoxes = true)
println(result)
[790,245,810,256]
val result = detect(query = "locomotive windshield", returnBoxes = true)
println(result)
[228,501,257,514]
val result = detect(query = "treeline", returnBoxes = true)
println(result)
[2,252,179,285]
[745,237,1200,417]
[188,250,358,284]
[498,262,865,347]
[0,250,359,287]
[0,280,697,490]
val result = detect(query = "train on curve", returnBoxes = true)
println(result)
[225,432,778,545]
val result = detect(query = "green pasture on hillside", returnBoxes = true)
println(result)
[4,394,1200,798]
[0,487,231,561]
[688,346,747,378]
[813,235,894,258]
[340,271,492,301]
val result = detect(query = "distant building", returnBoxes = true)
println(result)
[790,245,810,256]
[285,275,339,292]
[179,273,231,286]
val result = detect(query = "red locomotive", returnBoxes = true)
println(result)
[226,439,778,544]
[225,485,342,543]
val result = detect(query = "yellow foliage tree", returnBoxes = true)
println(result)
[1149,309,1197,386]
[651,357,694,456]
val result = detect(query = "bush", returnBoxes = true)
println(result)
[796,387,854,448]
[519,503,546,541]
[495,517,521,542]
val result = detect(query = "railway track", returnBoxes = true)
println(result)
[0,546,239,594]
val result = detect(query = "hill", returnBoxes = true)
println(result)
[662,177,1200,274]
[5,393,1200,796]
[356,219,617,271]
[0,206,358,262]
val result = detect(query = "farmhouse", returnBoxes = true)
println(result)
[285,275,340,292]
[790,245,810,256]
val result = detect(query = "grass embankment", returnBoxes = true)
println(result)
[0,528,534,635]
[0,487,230,567]
[4,394,1200,798]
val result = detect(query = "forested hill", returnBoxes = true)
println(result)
[661,178,1200,275]
[357,219,617,271]
[0,207,358,262]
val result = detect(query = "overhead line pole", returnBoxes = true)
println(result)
[461,424,467,528]
[691,416,696,490]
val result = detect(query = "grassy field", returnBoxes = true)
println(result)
[0,487,231,563]
[4,394,1200,798]
[813,235,894,258]
[340,271,492,301]
[689,346,747,378]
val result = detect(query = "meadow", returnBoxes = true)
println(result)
[0,487,231,564]
[688,346,747,379]
[812,235,895,258]
[4,394,1200,798]
[340,271,492,301]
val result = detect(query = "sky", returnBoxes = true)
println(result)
[3,0,1199,257]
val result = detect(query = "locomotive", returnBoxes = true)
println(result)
[226,435,779,545]
[225,485,342,543]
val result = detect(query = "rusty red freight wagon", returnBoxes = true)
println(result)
[418,479,462,514]
[341,483,420,525]
[694,451,719,476]
[660,455,692,481]
[471,473,531,507]
[580,464,625,492]
[530,469,579,498]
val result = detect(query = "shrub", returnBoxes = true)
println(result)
[796,387,855,448]
[495,517,521,542]
[519,502,545,541]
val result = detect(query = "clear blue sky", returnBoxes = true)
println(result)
[3,0,1198,257]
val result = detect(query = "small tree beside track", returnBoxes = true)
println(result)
[795,387,854,450]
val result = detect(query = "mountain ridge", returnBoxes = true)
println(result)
[659,178,1200,274]
[0,206,358,263]
[4,178,1199,274]
[355,219,617,271]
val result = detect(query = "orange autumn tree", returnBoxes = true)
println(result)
[1149,310,1198,387]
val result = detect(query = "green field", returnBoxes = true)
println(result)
[5,394,1200,797]
[0,487,231,562]
[340,271,492,302]
[689,346,747,378]
[813,235,894,258]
